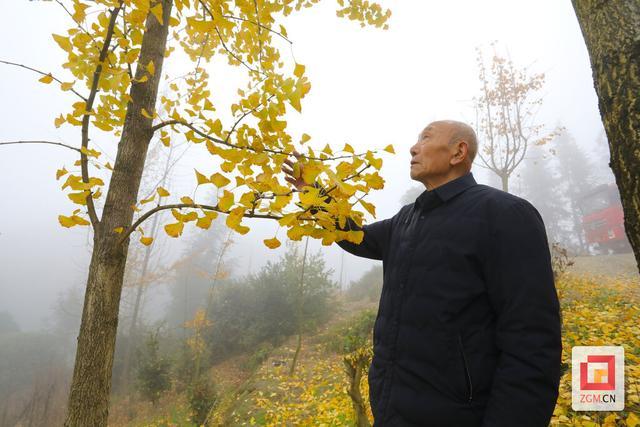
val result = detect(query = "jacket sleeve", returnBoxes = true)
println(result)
[334,216,393,261]
[481,199,562,427]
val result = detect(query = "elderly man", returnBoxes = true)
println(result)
[283,120,562,426]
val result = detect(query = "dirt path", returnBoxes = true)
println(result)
[566,253,639,281]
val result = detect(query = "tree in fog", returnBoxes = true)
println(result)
[518,142,567,247]
[165,210,232,330]
[204,243,336,362]
[554,130,597,254]
[473,43,558,193]
[0,311,20,335]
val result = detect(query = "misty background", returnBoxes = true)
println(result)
[0,1,614,334]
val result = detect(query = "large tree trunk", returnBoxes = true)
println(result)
[572,0,640,273]
[63,1,173,425]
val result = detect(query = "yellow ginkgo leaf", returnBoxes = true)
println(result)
[113,227,124,234]
[180,196,194,204]
[218,190,234,211]
[54,115,65,128]
[140,194,156,204]
[195,169,209,185]
[343,143,355,154]
[141,108,154,119]
[384,144,395,154]
[60,81,74,91]
[52,34,72,52]
[210,172,230,188]
[140,236,154,246]
[157,186,170,197]
[68,191,89,205]
[150,3,163,25]
[294,63,305,78]
[263,237,281,249]
[147,60,155,76]
[56,167,68,180]
[58,215,76,228]
[164,222,184,238]
[196,216,212,230]
[39,73,54,84]
[360,199,376,216]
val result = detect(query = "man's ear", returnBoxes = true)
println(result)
[450,141,468,166]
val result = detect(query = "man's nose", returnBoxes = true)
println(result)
[409,143,418,157]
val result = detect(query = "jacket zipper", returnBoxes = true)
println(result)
[458,333,473,403]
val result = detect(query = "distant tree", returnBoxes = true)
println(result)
[134,329,171,406]
[164,212,232,329]
[205,244,335,361]
[0,311,20,335]
[554,131,597,254]
[518,143,567,246]
[346,265,383,302]
[572,1,640,272]
[473,43,558,192]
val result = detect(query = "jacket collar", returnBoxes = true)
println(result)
[415,171,477,209]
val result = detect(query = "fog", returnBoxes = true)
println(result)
[0,0,611,334]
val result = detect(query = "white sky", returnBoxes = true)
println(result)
[0,0,607,330]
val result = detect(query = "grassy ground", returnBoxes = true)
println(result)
[113,258,640,426]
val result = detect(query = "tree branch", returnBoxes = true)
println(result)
[0,60,87,101]
[118,202,286,244]
[197,0,265,76]
[0,140,82,153]
[151,118,370,162]
[220,14,292,44]
[81,1,123,229]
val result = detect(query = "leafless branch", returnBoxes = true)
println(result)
[0,140,82,153]
[0,60,88,101]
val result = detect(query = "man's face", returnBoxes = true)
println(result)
[409,122,455,184]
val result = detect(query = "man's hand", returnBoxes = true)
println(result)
[282,150,306,191]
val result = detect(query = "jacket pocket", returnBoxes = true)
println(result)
[457,333,473,404]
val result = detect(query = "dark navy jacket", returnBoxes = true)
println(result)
[336,172,562,427]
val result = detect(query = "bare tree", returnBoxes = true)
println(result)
[473,44,557,192]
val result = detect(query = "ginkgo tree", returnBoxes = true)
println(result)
[0,0,392,425]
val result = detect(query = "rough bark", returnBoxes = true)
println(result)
[572,0,640,273]
[63,1,173,425]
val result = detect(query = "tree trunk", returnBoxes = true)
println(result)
[500,174,509,193]
[63,1,173,425]
[289,237,309,376]
[572,0,640,273]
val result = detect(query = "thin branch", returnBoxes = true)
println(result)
[220,14,292,44]
[0,140,82,153]
[152,118,370,162]
[197,0,265,76]
[225,94,275,143]
[81,1,123,228]
[252,0,263,70]
[0,60,87,101]
[53,0,101,53]
[118,202,285,244]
